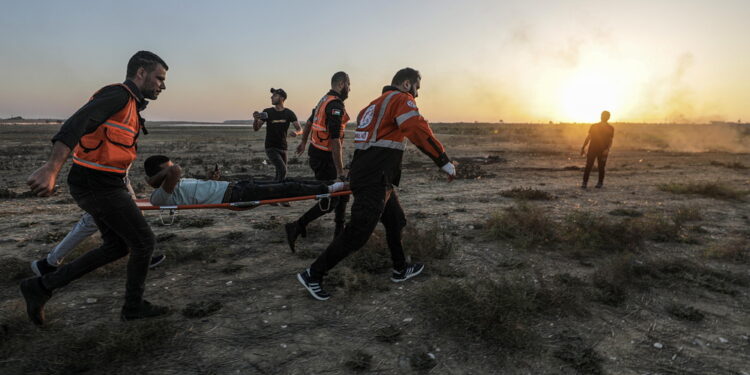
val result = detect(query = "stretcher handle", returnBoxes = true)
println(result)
[159,209,177,226]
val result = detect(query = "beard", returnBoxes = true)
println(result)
[340,87,349,101]
[142,88,159,100]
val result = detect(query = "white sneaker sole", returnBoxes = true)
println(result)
[297,273,330,301]
[149,255,166,268]
[391,266,424,283]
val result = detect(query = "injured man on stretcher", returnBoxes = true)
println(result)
[144,155,347,206]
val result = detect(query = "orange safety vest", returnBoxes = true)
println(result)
[353,90,418,151]
[72,84,141,174]
[310,94,349,152]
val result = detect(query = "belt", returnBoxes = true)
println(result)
[222,182,235,203]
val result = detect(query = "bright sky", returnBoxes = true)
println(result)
[1,0,748,123]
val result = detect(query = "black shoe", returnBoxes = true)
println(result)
[581,183,588,189]
[19,277,51,326]
[595,183,603,189]
[120,300,170,321]
[31,258,57,277]
[284,222,306,253]
[391,263,425,283]
[297,269,330,301]
[149,254,166,268]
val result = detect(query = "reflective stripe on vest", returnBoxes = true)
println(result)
[354,91,404,151]
[72,156,128,173]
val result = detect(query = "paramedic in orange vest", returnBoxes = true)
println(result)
[297,68,457,300]
[21,51,170,325]
[284,72,351,252]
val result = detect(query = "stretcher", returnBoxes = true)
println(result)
[136,190,352,225]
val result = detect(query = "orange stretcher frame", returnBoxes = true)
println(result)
[136,190,352,225]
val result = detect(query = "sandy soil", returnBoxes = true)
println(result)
[1,123,749,374]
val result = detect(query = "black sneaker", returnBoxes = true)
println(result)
[284,221,307,253]
[581,183,588,189]
[391,263,425,283]
[595,183,603,189]
[19,277,51,326]
[297,269,330,301]
[31,258,57,277]
[149,254,166,268]
[120,300,170,321]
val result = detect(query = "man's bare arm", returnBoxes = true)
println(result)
[289,120,302,137]
[330,139,346,180]
[146,164,182,193]
[296,121,313,156]
[580,135,591,156]
[27,141,72,196]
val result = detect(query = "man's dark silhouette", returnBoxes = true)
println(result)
[580,111,614,188]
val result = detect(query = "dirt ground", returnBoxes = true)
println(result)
[1,123,749,374]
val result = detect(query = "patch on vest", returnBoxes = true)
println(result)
[354,131,369,141]
[406,100,417,109]
[357,104,376,129]
[331,109,342,116]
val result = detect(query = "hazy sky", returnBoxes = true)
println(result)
[1,0,748,123]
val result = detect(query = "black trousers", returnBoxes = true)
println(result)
[265,147,288,182]
[298,153,349,228]
[583,151,608,185]
[223,179,328,202]
[42,183,155,308]
[309,183,407,280]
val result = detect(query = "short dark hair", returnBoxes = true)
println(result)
[391,68,421,86]
[144,155,170,177]
[331,71,349,86]
[127,51,168,78]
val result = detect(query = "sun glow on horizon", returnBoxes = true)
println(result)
[547,53,646,123]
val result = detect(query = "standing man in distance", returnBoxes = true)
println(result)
[297,67,457,300]
[580,110,614,189]
[284,72,351,252]
[252,88,302,182]
[22,51,170,325]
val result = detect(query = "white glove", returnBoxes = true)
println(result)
[441,162,456,177]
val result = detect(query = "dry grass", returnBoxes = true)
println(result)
[0,319,178,374]
[326,266,386,293]
[419,277,585,352]
[673,205,703,224]
[665,303,705,322]
[402,222,455,261]
[710,160,748,169]
[658,181,747,201]
[487,204,700,254]
[560,212,647,253]
[500,187,554,201]
[608,208,644,217]
[591,256,750,306]
[486,203,558,248]
[178,216,215,228]
[703,237,748,262]
[0,257,30,282]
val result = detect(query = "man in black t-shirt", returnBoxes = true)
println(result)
[253,88,302,182]
[580,110,615,188]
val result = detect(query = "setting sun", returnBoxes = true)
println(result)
[559,70,623,122]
